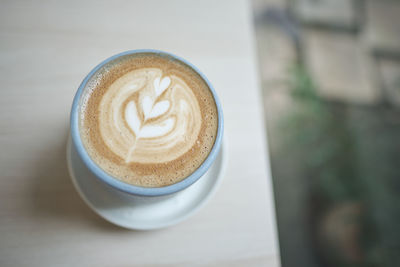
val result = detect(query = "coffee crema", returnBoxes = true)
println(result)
[79,53,218,187]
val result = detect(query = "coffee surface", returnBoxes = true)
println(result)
[79,53,218,187]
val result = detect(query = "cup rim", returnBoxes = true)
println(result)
[70,49,224,196]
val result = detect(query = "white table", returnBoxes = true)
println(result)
[0,0,280,266]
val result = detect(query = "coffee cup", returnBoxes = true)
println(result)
[69,50,223,198]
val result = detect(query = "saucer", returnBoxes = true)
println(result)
[66,136,227,230]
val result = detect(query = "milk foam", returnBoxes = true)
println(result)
[98,68,202,164]
[80,53,219,187]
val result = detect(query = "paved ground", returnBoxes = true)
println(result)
[252,0,400,266]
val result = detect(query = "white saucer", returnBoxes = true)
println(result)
[66,137,227,230]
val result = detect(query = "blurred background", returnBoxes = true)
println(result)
[251,0,400,266]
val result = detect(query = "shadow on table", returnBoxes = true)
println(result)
[29,125,126,232]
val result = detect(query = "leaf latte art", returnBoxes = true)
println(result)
[99,68,202,164]
[79,53,218,187]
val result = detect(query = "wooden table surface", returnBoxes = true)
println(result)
[0,0,280,266]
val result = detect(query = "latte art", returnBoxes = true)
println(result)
[99,69,201,164]
[79,53,218,187]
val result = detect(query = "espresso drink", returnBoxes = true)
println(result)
[79,53,218,187]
